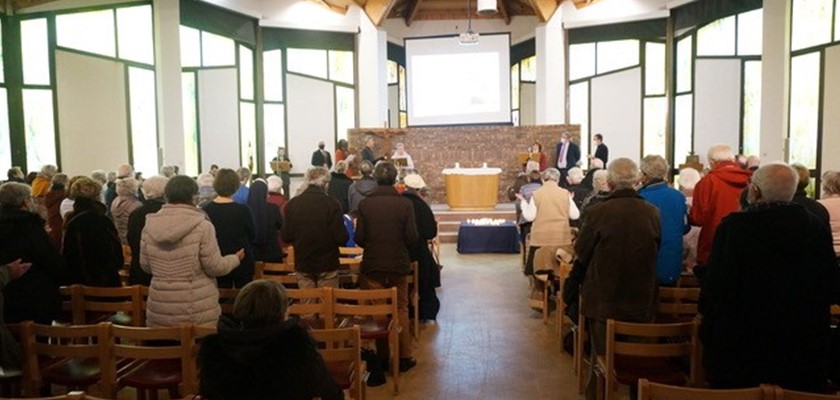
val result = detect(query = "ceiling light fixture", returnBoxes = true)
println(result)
[458,0,479,45]
[477,0,497,15]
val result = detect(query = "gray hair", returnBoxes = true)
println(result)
[640,155,670,180]
[39,164,58,177]
[607,158,640,190]
[90,170,107,185]
[116,163,134,178]
[590,158,604,170]
[678,168,701,190]
[751,163,797,203]
[707,144,735,164]
[141,176,168,200]
[359,160,374,176]
[541,168,561,182]
[51,173,69,187]
[197,173,215,188]
[159,165,176,178]
[116,177,139,197]
[822,170,840,196]
[0,182,32,207]
[567,167,584,184]
[334,160,347,174]
[302,167,330,191]
[592,169,609,193]
[236,167,251,182]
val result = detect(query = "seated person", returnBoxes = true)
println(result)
[199,279,343,400]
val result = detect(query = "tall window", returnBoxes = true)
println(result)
[643,42,667,157]
[510,55,535,126]
[264,49,285,172]
[0,18,11,174]
[21,18,56,170]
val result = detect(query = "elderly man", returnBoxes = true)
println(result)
[126,176,169,286]
[566,167,590,211]
[581,158,604,190]
[554,132,580,187]
[699,163,840,392]
[638,155,689,285]
[576,158,661,398]
[689,144,751,269]
[790,163,830,228]
[355,162,419,372]
[311,140,333,169]
[232,167,251,204]
[520,168,580,275]
[281,167,348,289]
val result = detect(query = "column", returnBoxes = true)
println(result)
[153,0,186,171]
[758,0,791,163]
[535,6,566,125]
[357,14,388,128]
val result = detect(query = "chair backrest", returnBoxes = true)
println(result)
[606,319,700,386]
[332,287,398,319]
[657,287,700,322]
[283,246,295,269]
[107,325,193,397]
[308,327,362,400]
[779,389,840,400]
[638,379,776,400]
[60,285,84,325]
[79,285,145,327]
[254,261,295,279]
[217,288,240,317]
[676,274,700,288]
[286,287,334,329]
[338,246,363,268]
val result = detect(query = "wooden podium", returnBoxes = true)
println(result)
[270,160,291,173]
[443,167,502,210]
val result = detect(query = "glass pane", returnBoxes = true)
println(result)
[56,9,115,57]
[201,31,235,67]
[645,42,665,95]
[697,16,735,56]
[569,43,595,80]
[264,104,286,172]
[520,56,537,82]
[328,50,354,85]
[643,97,667,158]
[23,89,57,171]
[792,0,833,51]
[788,52,820,169]
[180,26,201,68]
[21,18,50,85]
[0,19,4,84]
[742,61,762,158]
[128,67,158,176]
[569,82,589,168]
[0,89,10,173]
[511,64,520,110]
[240,102,257,171]
[387,60,398,84]
[182,72,199,177]
[287,48,328,79]
[737,9,763,56]
[117,6,153,64]
[597,40,639,74]
[676,35,693,93]
[674,94,693,164]
[336,86,355,142]
[399,65,406,111]
[399,111,407,128]
[239,45,254,100]
[263,50,283,102]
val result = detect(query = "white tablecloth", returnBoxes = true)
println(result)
[441,167,503,175]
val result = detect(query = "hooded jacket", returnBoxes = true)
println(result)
[140,204,240,327]
[347,176,377,215]
[198,318,343,400]
[688,161,752,266]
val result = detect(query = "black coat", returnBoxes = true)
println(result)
[63,199,123,287]
[126,198,165,286]
[403,190,441,320]
[699,202,840,392]
[356,186,419,276]
[199,318,343,400]
[0,207,66,324]
[328,172,353,214]
[311,149,333,169]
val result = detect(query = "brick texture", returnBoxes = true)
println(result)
[347,125,581,204]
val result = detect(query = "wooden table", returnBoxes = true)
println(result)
[442,167,502,210]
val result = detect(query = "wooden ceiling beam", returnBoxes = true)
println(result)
[405,0,424,26]
[13,0,58,11]
[365,0,399,26]
[528,0,558,22]
[497,0,511,25]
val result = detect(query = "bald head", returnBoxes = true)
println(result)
[748,163,797,204]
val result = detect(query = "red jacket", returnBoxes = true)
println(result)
[688,161,752,266]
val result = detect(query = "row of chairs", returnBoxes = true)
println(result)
[639,379,840,400]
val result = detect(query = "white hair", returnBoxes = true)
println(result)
[751,163,797,203]
[141,176,168,200]
[567,167,584,184]
[592,169,609,193]
[707,144,735,164]
[0,182,31,207]
[541,168,561,182]
[115,177,139,197]
[90,170,107,185]
[116,163,134,178]
[159,165,176,178]
[266,175,283,194]
[607,158,640,190]
[590,158,604,170]
[678,168,701,190]
[525,161,540,173]
[197,173,215,188]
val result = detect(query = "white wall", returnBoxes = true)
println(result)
[55,50,129,177]
[694,59,742,165]
[198,68,240,171]
[823,44,840,174]
[286,74,335,175]
[520,82,536,126]
[591,68,642,162]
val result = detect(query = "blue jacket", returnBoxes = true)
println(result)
[232,184,249,204]
[639,181,688,285]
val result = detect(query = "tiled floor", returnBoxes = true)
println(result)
[366,244,580,400]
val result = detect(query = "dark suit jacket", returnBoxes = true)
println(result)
[594,143,609,165]
[311,149,332,169]
[554,141,581,170]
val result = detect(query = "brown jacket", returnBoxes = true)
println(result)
[577,189,661,322]
[355,185,419,276]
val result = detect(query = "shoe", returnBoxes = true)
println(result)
[399,357,417,373]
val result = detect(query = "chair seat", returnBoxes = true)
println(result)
[347,317,390,339]
[326,360,356,389]
[613,356,687,387]
[120,359,182,389]
[41,357,101,388]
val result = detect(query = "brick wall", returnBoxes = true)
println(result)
[347,125,581,205]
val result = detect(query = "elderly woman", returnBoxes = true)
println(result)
[110,177,142,244]
[31,164,57,199]
[63,177,123,287]
[247,179,283,263]
[198,280,342,400]
[45,173,69,250]
[126,176,168,286]
[197,173,217,208]
[819,170,840,262]
[141,176,243,327]
[202,169,256,288]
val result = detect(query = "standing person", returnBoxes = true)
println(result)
[247,180,283,263]
[818,170,840,262]
[31,164,57,199]
[689,144,752,270]
[348,161,377,216]
[281,167,347,289]
[203,169,256,288]
[231,167,251,204]
[638,155,689,286]
[391,143,415,169]
[271,147,292,200]
[355,162,419,372]
[566,167,590,211]
[700,163,840,392]
[328,161,353,214]
[141,176,243,327]
[402,174,440,322]
[45,173,69,250]
[105,164,134,214]
[197,173,217,208]
[529,142,548,171]
[335,139,350,163]
[126,176,168,286]
[589,133,609,166]
[311,140,333,169]
[266,175,287,215]
[209,164,219,176]
[1,259,31,371]
[110,177,142,244]
[790,163,830,228]
[5,167,24,184]
[554,132,580,187]
[361,136,379,164]
[519,168,579,276]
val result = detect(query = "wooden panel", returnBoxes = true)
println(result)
[444,173,500,210]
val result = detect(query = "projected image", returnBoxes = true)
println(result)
[411,52,500,117]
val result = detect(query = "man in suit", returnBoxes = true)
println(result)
[311,140,332,169]
[554,132,580,187]
[590,133,609,166]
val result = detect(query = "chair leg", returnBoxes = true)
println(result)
[391,332,399,395]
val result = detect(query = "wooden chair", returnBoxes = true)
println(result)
[186,325,218,398]
[78,285,145,327]
[657,287,700,323]
[0,324,24,398]
[596,319,700,400]
[677,274,700,288]
[19,321,113,397]
[332,288,400,395]
[637,379,776,400]
[779,389,840,400]
[59,285,83,325]
[286,287,335,329]
[555,261,573,339]
[575,296,588,394]
[254,261,299,288]
[107,324,194,400]
[217,288,240,317]
[309,327,365,400]
[407,261,420,340]
[339,246,363,286]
